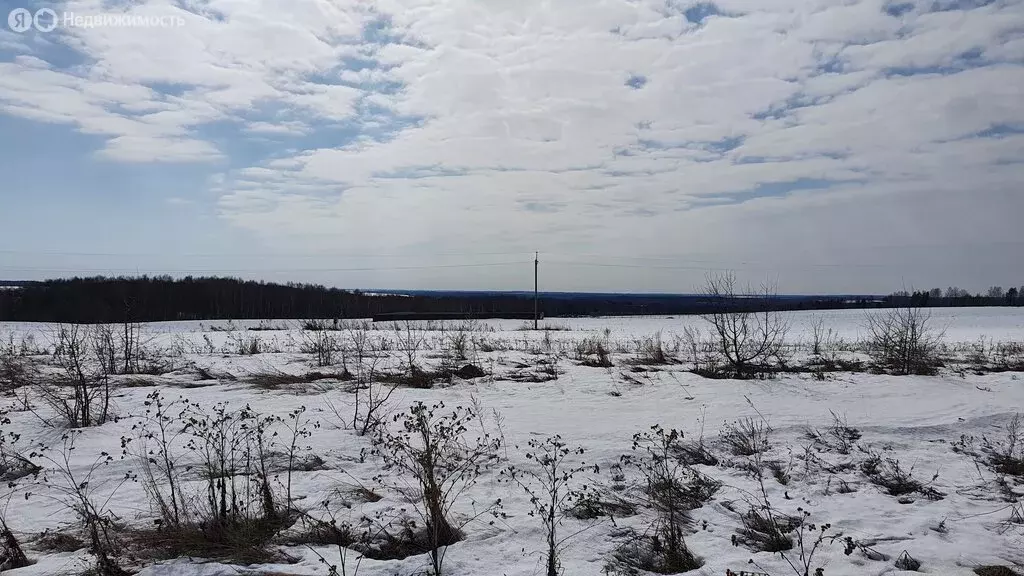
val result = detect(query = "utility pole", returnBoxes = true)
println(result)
[534,251,539,330]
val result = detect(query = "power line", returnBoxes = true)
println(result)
[0,248,533,259]
[0,261,532,274]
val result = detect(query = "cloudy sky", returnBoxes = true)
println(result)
[1,0,1022,294]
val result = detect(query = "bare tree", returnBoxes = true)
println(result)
[700,272,789,376]
[865,304,944,375]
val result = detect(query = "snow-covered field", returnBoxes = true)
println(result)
[1,308,1023,576]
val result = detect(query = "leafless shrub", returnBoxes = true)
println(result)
[302,324,343,368]
[700,272,789,377]
[227,331,262,355]
[91,321,145,376]
[613,426,712,574]
[34,529,85,552]
[245,368,351,390]
[36,325,114,427]
[34,431,132,576]
[865,304,944,375]
[130,398,313,562]
[982,414,1024,477]
[731,446,844,576]
[802,316,845,374]
[721,418,771,457]
[747,509,843,576]
[373,401,503,576]
[1,334,30,393]
[809,315,827,357]
[132,390,188,528]
[444,320,481,364]
[0,425,41,484]
[290,504,401,576]
[993,341,1024,371]
[575,336,613,367]
[503,436,600,576]
[735,505,797,552]
[184,403,285,528]
[680,326,721,377]
[634,332,673,365]
[393,321,426,378]
[841,536,889,561]
[806,411,861,455]
[344,328,397,436]
[894,550,922,571]
[860,453,944,500]
[349,381,399,437]
[954,414,1024,478]
[732,444,794,556]
[0,468,30,571]
[675,410,719,467]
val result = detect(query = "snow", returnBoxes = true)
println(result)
[1,308,1023,576]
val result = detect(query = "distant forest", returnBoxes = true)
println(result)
[0,276,1020,323]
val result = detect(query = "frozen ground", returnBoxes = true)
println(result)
[1,308,1023,576]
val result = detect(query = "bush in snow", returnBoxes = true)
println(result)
[373,401,503,576]
[574,335,613,367]
[721,417,772,457]
[131,394,314,562]
[865,304,944,375]
[953,413,1024,478]
[699,271,789,378]
[0,433,32,571]
[35,325,114,428]
[611,426,713,574]
[33,431,133,576]
[300,323,344,368]
[860,452,944,500]
[632,331,674,365]
[502,435,600,576]
[0,333,30,394]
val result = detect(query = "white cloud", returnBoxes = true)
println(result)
[2,0,1023,290]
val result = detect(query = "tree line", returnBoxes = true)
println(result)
[894,286,1023,308]
[0,276,1019,324]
